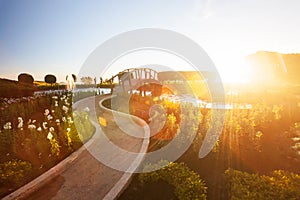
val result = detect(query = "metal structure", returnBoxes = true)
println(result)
[105,68,161,95]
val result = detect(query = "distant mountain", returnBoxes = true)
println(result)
[245,51,300,85]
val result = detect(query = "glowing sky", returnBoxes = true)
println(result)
[0,0,300,82]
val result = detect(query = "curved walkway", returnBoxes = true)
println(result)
[3,95,149,200]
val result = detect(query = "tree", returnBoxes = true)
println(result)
[18,73,34,85]
[44,74,57,85]
[81,76,93,85]
[72,74,77,82]
[66,74,76,90]
[65,74,77,82]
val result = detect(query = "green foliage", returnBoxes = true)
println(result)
[0,91,97,196]
[139,161,207,200]
[73,111,95,143]
[18,73,34,85]
[0,78,35,98]
[0,160,32,185]
[225,169,300,200]
[48,136,61,156]
[0,129,15,156]
[44,74,57,84]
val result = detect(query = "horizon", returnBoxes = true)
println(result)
[1,50,299,84]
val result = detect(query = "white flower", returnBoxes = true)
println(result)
[18,117,23,128]
[52,96,58,99]
[42,122,48,129]
[3,122,12,130]
[28,124,36,129]
[56,119,60,123]
[37,127,42,132]
[67,127,71,132]
[62,117,66,122]
[44,109,50,116]
[32,120,36,123]
[47,115,53,121]
[62,105,69,113]
[49,127,55,132]
[54,101,58,107]
[47,132,53,140]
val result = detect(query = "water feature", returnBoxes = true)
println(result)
[160,94,252,110]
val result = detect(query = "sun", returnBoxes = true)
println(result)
[219,67,251,84]
[214,56,252,84]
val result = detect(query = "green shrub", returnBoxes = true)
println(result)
[0,160,32,186]
[225,169,300,200]
[139,161,207,200]
[73,111,95,143]
[18,73,34,85]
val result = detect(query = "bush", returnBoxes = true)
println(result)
[0,79,35,98]
[44,74,57,85]
[139,161,207,200]
[0,159,32,186]
[225,169,300,200]
[73,110,95,143]
[18,73,34,85]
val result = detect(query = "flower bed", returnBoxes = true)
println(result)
[0,91,95,198]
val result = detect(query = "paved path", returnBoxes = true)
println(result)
[4,95,149,200]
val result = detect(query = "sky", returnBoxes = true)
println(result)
[0,0,300,83]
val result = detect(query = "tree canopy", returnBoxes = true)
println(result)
[44,74,57,85]
[81,76,93,85]
[18,73,34,85]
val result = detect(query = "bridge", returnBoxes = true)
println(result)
[105,68,162,96]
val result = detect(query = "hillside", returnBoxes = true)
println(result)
[246,51,300,85]
[0,78,36,98]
